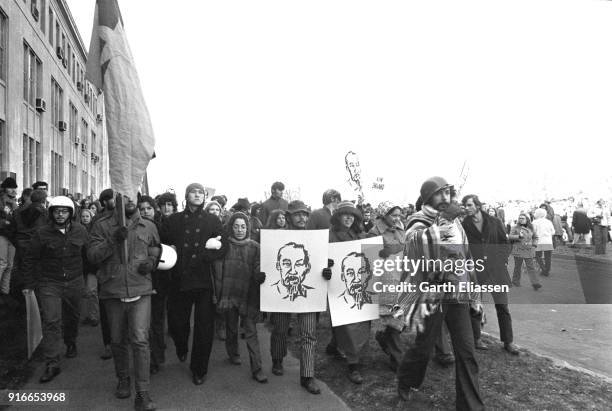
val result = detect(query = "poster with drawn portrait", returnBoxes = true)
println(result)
[327,237,383,326]
[260,229,329,313]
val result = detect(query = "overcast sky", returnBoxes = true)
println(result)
[66,0,612,207]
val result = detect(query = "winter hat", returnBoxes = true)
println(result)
[419,176,452,206]
[185,183,205,199]
[1,177,17,189]
[287,200,310,215]
[232,198,251,213]
[333,201,362,220]
[376,201,401,217]
[211,195,227,208]
[157,192,177,208]
[99,188,114,203]
[227,211,251,239]
[533,208,547,220]
[30,189,47,204]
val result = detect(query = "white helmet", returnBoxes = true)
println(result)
[157,244,177,271]
[48,196,75,213]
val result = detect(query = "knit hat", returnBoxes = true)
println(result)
[30,189,47,204]
[232,198,251,213]
[185,183,206,199]
[287,200,310,215]
[376,201,401,217]
[420,176,452,206]
[1,177,17,189]
[331,201,362,226]
[204,200,222,213]
[211,195,227,208]
[333,201,362,219]
[99,188,114,203]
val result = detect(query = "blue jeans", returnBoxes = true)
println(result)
[104,296,151,392]
[38,277,83,367]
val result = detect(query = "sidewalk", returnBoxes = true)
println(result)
[14,321,349,410]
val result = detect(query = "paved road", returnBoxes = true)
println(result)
[15,322,349,410]
[482,249,612,379]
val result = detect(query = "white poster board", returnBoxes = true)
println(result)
[24,290,42,359]
[328,237,383,326]
[260,229,329,313]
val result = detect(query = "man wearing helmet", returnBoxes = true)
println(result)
[22,196,88,383]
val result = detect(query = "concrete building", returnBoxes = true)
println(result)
[0,0,109,199]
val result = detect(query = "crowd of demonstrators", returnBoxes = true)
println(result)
[2,173,612,411]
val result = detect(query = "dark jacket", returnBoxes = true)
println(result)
[87,211,160,299]
[307,207,332,230]
[462,211,511,286]
[160,205,228,292]
[22,221,89,288]
[329,227,365,243]
[12,203,47,249]
[260,197,288,230]
[572,209,591,234]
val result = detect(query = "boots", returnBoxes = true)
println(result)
[134,391,156,411]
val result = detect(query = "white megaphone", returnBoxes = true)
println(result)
[157,244,177,271]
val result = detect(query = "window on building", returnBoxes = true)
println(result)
[51,77,63,127]
[51,151,64,196]
[39,0,45,33]
[22,134,40,188]
[71,52,75,82]
[0,120,5,172]
[48,7,53,45]
[23,43,42,107]
[0,9,6,83]
[55,21,59,50]
[67,43,71,74]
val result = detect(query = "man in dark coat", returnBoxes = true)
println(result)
[259,181,289,227]
[306,189,341,230]
[461,194,519,355]
[160,183,228,385]
[22,196,88,383]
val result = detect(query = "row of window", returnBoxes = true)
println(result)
[26,0,97,114]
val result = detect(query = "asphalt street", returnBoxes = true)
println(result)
[482,249,612,379]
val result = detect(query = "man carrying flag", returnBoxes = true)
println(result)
[86,1,157,410]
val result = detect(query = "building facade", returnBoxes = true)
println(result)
[0,0,109,199]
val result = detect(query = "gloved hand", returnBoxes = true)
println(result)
[327,259,334,268]
[138,261,155,275]
[379,247,391,259]
[253,272,266,285]
[114,226,128,242]
[322,267,332,280]
[205,236,222,250]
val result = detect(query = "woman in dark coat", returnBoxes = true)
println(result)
[327,201,370,384]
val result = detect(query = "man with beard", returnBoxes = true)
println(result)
[339,252,373,309]
[272,242,313,301]
[268,200,331,394]
[160,183,228,386]
[22,196,88,383]
[88,194,160,410]
[396,177,484,410]
[462,194,518,355]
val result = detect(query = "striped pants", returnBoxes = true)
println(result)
[270,312,317,377]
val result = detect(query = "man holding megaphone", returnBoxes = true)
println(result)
[160,183,228,386]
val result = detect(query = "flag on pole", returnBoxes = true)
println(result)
[86,0,155,200]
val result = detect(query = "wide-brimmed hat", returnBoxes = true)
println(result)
[287,200,310,215]
[331,201,362,226]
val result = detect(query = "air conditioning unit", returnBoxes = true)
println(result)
[31,6,39,21]
[81,143,87,153]
[95,155,100,162]
[75,136,81,146]
[84,94,90,103]
[35,98,46,112]
[58,120,67,131]
[96,114,103,123]
[91,153,97,161]
[56,47,64,60]
[77,81,83,91]
[62,58,68,68]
